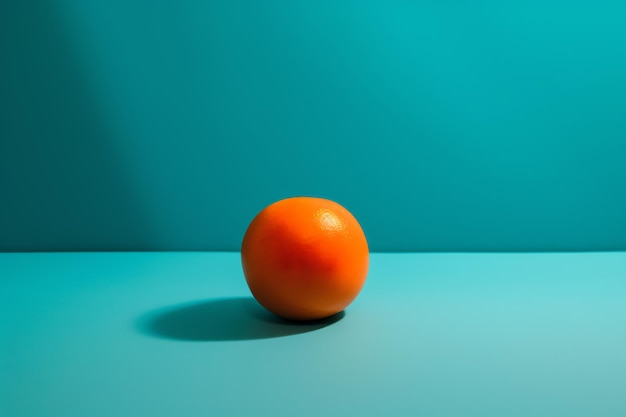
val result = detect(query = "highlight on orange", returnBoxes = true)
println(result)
[241,197,369,320]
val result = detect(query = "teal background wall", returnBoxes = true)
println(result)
[2,1,626,252]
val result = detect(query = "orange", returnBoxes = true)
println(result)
[241,197,369,321]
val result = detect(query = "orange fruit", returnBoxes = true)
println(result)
[241,197,369,320]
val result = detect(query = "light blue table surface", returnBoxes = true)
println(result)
[1,252,625,416]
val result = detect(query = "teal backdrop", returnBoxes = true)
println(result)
[1,1,626,252]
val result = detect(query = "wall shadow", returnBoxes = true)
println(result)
[136,297,345,342]
[0,2,156,251]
